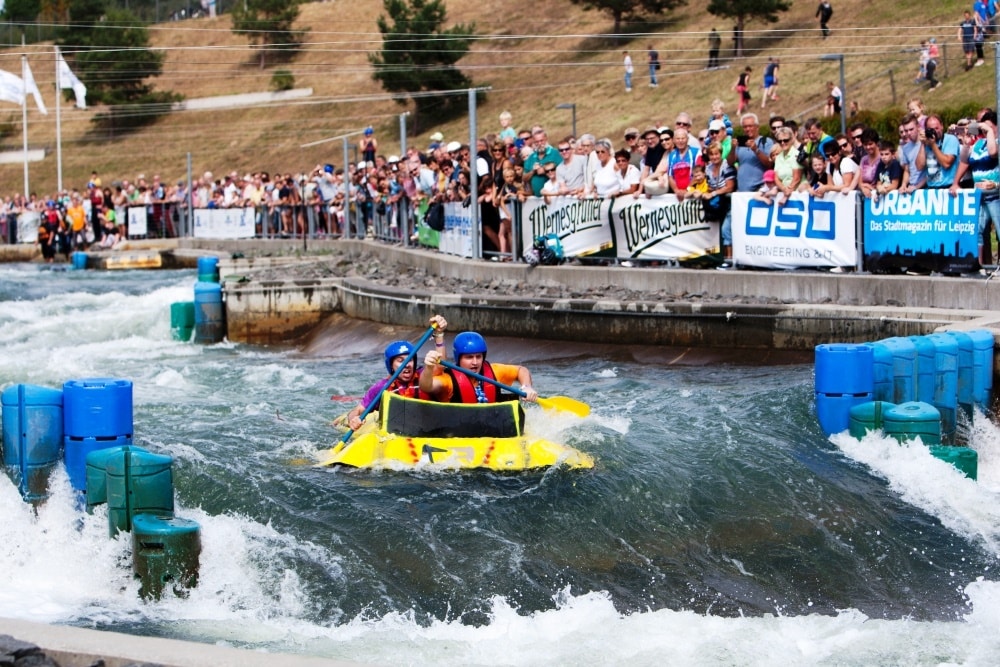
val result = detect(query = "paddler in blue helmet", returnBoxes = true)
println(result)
[420,331,539,404]
[345,315,447,430]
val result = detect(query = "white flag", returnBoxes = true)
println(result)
[56,50,87,109]
[22,59,47,115]
[0,69,25,106]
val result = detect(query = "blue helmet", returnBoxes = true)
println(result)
[453,331,487,360]
[384,340,414,373]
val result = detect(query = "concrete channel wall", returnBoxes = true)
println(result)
[176,239,1000,352]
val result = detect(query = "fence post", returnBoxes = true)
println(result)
[888,69,896,106]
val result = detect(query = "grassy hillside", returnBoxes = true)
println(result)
[0,0,991,195]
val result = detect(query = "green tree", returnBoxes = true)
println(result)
[369,0,477,124]
[1,0,41,22]
[59,7,165,105]
[567,0,686,34]
[707,0,791,58]
[231,0,305,70]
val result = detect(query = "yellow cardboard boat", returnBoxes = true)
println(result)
[317,393,594,471]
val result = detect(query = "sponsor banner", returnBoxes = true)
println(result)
[17,211,40,243]
[610,195,718,260]
[193,207,256,239]
[733,191,857,269]
[128,206,148,237]
[863,188,978,273]
[520,196,613,257]
[440,202,473,258]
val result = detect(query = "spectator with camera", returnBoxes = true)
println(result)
[922,115,960,189]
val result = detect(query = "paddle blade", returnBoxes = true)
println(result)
[537,395,590,418]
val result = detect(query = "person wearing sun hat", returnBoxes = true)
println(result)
[429,131,444,151]
[634,126,668,196]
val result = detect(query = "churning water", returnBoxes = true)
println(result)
[2,263,1000,665]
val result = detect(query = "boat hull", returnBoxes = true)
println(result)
[319,394,594,471]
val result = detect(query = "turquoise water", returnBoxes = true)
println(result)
[2,263,1000,665]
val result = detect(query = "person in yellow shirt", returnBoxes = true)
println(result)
[65,195,89,249]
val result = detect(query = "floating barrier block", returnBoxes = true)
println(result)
[104,445,174,536]
[870,342,894,403]
[197,255,219,283]
[193,281,225,344]
[961,329,994,410]
[848,401,896,439]
[876,337,917,404]
[944,331,974,419]
[65,434,131,492]
[925,333,959,444]
[2,384,63,502]
[63,378,133,438]
[928,445,978,480]
[907,335,937,404]
[815,344,874,436]
[71,251,88,270]
[883,401,942,446]
[132,514,201,600]
[170,301,195,342]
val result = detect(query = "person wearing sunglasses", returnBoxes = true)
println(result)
[555,137,586,195]
[771,126,803,203]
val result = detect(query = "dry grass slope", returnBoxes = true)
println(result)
[0,0,991,194]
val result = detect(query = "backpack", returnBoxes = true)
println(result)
[535,234,564,265]
[424,202,445,231]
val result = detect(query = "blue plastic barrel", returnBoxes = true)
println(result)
[848,401,896,440]
[883,401,942,445]
[63,378,133,438]
[908,335,937,404]
[193,281,225,344]
[925,333,959,444]
[815,343,875,436]
[1,384,63,502]
[197,256,219,283]
[71,251,88,270]
[62,378,134,491]
[877,337,917,404]
[962,329,994,410]
[870,342,894,403]
[104,445,175,536]
[945,331,974,419]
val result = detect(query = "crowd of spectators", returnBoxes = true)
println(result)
[6,94,1000,269]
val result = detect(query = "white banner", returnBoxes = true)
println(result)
[22,60,46,115]
[128,206,148,237]
[732,191,858,269]
[520,196,613,257]
[16,211,40,243]
[0,69,24,106]
[440,202,473,258]
[610,195,719,261]
[193,207,256,239]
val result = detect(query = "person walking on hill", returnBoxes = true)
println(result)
[733,66,752,115]
[623,51,634,92]
[762,57,779,108]
[648,45,660,87]
[708,29,721,69]
[959,11,983,71]
[816,1,833,39]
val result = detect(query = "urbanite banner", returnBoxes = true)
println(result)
[521,195,719,261]
[731,191,858,270]
[193,207,256,239]
[863,188,979,274]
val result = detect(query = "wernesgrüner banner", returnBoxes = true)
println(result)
[520,195,720,261]
[863,188,979,274]
[732,192,857,270]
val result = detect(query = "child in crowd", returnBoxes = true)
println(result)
[804,154,829,194]
[754,170,781,205]
[686,165,709,196]
[872,140,903,199]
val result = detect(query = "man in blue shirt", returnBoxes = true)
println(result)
[922,114,960,189]
[523,126,563,196]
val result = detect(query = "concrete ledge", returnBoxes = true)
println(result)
[0,617,362,667]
